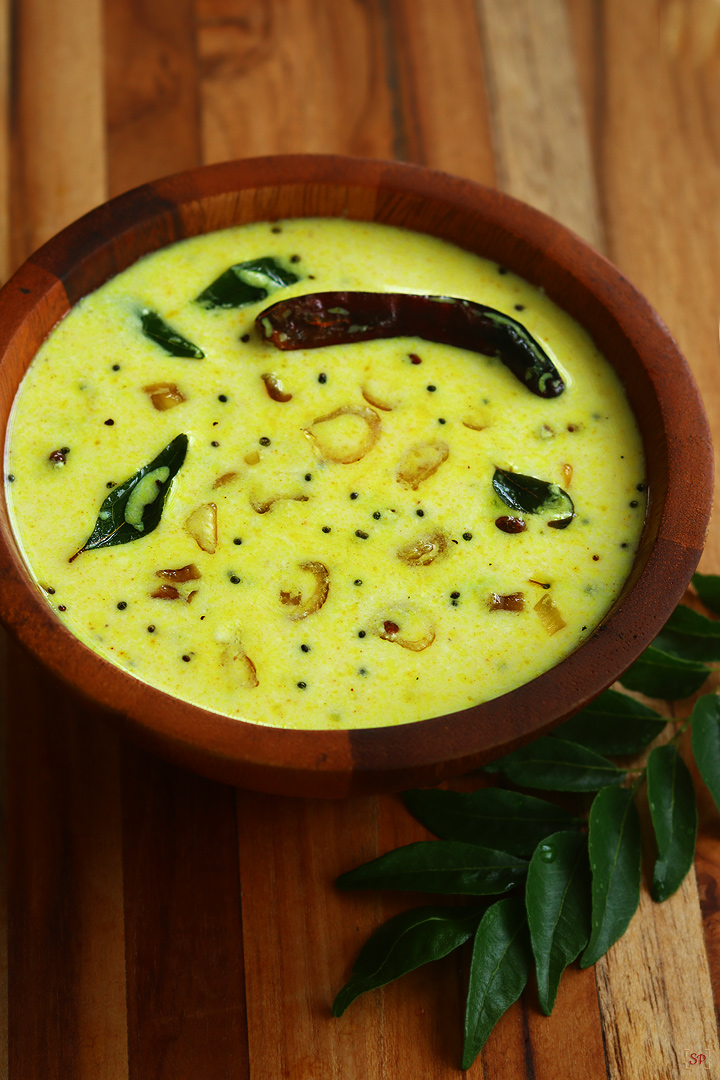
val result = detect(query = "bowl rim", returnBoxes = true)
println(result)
[0,154,713,796]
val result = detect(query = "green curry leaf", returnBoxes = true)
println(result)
[692,571,720,615]
[691,693,720,815]
[526,831,591,1015]
[619,643,710,699]
[647,743,698,902]
[333,905,482,1017]
[402,788,580,857]
[196,256,299,309]
[336,841,527,896]
[493,736,624,791]
[581,786,641,968]
[70,434,188,560]
[492,467,574,528]
[552,689,667,755]
[140,309,204,358]
[462,896,532,1069]
[652,605,720,662]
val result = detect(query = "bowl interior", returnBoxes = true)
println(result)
[0,156,712,796]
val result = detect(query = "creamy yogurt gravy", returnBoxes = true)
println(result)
[5,218,646,730]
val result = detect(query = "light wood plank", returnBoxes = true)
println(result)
[590,0,720,563]
[10,0,106,267]
[596,874,720,1078]
[475,0,604,248]
[197,0,397,164]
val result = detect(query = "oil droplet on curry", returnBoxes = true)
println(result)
[5,219,646,729]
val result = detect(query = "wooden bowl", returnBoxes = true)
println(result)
[0,156,712,797]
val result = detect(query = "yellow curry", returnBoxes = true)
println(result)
[4,219,646,729]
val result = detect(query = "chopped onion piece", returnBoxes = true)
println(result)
[280,560,329,620]
[186,502,217,552]
[156,563,201,583]
[244,451,261,466]
[561,463,573,487]
[251,492,309,514]
[397,532,448,566]
[373,604,436,651]
[462,417,486,432]
[534,594,566,635]
[221,635,259,688]
[306,404,381,464]
[361,384,394,411]
[151,584,180,600]
[488,592,525,612]
[396,440,449,490]
[143,382,186,411]
[261,372,292,402]
[213,471,238,488]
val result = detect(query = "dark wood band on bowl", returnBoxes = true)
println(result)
[0,156,713,797]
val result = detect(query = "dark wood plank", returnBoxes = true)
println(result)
[7,644,127,1080]
[104,0,201,197]
[122,748,249,1080]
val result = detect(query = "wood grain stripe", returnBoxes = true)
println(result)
[0,629,7,1080]
[386,0,496,184]
[104,0,202,197]
[9,0,106,269]
[589,0,720,562]
[236,791,384,1080]
[595,875,720,1079]
[122,749,249,1080]
[474,0,604,249]
[0,0,9,283]
[8,647,127,1080]
[197,0,396,165]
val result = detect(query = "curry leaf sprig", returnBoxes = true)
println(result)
[333,572,720,1070]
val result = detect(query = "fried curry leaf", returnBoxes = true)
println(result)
[257,291,565,397]
[70,434,188,560]
[462,896,532,1069]
[552,689,667,755]
[690,693,720,815]
[493,737,624,792]
[526,830,591,1015]
[619,643,710,700]
[692,571,720,616]
[336,841,527,896]
[333,905,482,1017]
[402,788,580,857]
[652,604,720,662]
[581,786,641,968]
[492,467,574,528]
[196,256,299,309]
[647,743,697,902]
[140,310,204,358]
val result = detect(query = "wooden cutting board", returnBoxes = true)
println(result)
[2,1,720,1076]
